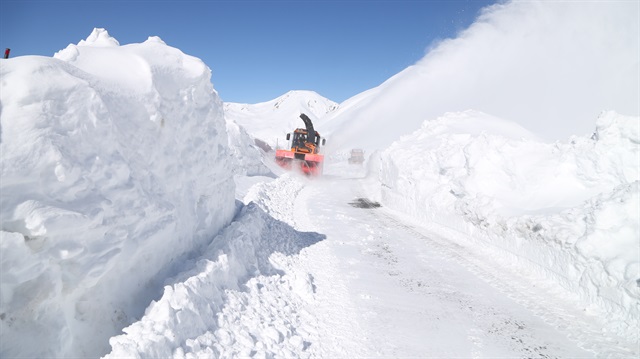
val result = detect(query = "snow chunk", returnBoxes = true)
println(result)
[145,36,166,45]
[78,28,120,47]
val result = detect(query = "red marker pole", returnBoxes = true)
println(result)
[3,48,9,59]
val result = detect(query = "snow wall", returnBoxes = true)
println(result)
[0,29,236,358]
[376,110,640,344]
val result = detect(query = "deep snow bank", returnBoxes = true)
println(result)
[377,110,639,343]
[0,29,235,357]
[225,90,338,150]
[105,175,323,357]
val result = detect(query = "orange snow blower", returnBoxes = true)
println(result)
[275,113,326,176]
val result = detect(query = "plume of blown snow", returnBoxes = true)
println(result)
[322,0,639,154]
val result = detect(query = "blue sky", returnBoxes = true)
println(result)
[2,0,497,104]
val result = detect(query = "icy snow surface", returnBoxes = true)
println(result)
[2,0,639,357]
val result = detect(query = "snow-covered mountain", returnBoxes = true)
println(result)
[224,90,338,150]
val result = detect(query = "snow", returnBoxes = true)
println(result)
[321,0,638,151]
[105,175,325,358]
[1,28,235,357]
[377,110,640,344]
[225,116,272,177]
[224,90,338,150]
[1,0,639,357]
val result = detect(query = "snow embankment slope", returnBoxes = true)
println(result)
[376,110,639,343]
[105,174,324,358]
[0,28,236,358]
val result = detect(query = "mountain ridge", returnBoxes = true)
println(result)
[224,90,338,149]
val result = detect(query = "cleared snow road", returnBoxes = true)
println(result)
[108,169,633,357]
[288,172,609,358]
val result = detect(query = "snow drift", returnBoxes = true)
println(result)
[376,110,640,343]
[0,29,236,358]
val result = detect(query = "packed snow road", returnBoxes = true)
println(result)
[286,172,600,358]
[107,167,635,358]
[233,167,633,358]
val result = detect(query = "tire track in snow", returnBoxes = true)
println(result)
[293,174,631,358]
[369,204,638,358]
[343,205,583,356]
[291,179,373,358]
[297,177,580,357]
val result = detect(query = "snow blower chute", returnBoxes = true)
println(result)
[275,113,326,176]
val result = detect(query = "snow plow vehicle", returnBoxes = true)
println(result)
[275,113,326,176]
